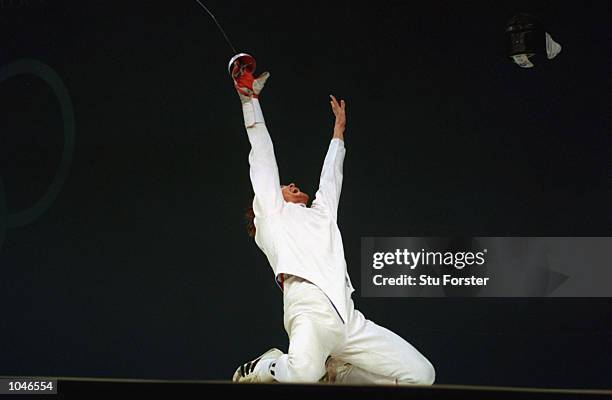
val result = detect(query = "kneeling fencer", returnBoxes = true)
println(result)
[230,57,435,385]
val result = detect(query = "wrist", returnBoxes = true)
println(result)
[242,98,265,127]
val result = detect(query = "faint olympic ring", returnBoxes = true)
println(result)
[0,59,75,252]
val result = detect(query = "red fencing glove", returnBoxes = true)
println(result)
[232,62,270,104]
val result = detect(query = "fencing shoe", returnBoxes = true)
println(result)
[320,356,354,384]
[232,348,282,383]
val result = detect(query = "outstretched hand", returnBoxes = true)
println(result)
[330,95,346,130]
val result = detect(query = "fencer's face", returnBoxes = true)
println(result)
[281,183,309,205]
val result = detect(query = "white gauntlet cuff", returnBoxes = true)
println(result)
[242,98,266,128]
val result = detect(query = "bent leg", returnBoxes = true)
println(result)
[272,276,345,383]
[335,308,435,385]
[272,315,337,382]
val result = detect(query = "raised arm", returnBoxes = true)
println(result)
[312,95,347,220]
[231,62,284,218]
[243,99,284,217]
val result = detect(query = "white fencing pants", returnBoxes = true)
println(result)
[271,275,435,385]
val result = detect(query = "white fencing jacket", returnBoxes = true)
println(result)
[243,98,354,323]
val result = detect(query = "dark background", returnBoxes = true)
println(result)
[0,0,610,389]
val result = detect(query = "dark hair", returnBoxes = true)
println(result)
[245,207,256,238]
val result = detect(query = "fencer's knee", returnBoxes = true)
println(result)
[398,359,435,385]
[293,364,325,382]
[286,354,326,382]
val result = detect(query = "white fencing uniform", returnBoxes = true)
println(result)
[243,98,434,384]
[278,275,435,384]
[245,98,352,323]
